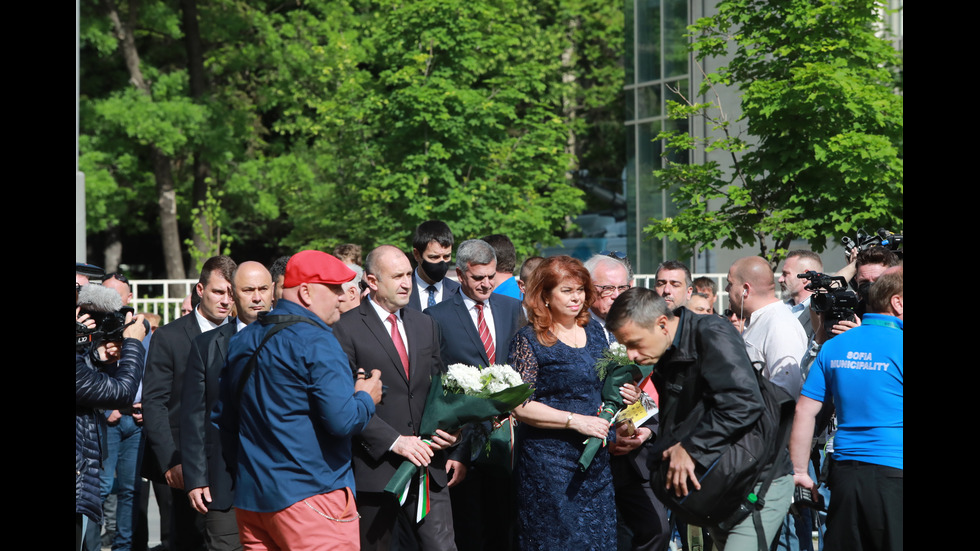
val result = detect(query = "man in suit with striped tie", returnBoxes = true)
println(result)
[424,239,523,551]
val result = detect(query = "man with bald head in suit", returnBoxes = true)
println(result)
[180,261,274,550]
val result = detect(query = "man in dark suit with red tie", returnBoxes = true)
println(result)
[333,245,463,551]
[424,238,523,551]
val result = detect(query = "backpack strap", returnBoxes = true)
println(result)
[233,315,320,404]
[746,367,797,551]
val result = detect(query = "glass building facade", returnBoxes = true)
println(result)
[623,0,902,275]
[624,0,692,275]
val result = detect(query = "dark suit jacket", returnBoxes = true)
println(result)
[424,292,523,369]
[179,321,237,510]
[424,292,522,469]
[407,275,460,311]
[142,312,204,481]
[332,299,450,493]
[611,414,661,483]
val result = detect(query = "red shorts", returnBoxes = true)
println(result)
[235,487,360,551]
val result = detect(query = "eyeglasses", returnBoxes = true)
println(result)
[594,284,631,297]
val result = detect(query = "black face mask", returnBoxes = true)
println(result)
[421,260,450,283]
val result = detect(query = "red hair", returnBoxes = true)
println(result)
[523,255,596,347]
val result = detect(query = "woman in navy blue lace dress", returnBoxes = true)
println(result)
[508,256,616,550]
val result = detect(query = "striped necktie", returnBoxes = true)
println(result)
[475,302,495,365]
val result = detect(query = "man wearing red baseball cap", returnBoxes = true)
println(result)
[215,250,383,550]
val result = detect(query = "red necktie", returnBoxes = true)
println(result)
[387,313,410,379]
[475,303,495,365]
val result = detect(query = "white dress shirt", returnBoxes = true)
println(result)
[369,295,409,356]
[461,294,497,355]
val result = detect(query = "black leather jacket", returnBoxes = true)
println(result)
[650,308,763,470]
[75,338,144,523]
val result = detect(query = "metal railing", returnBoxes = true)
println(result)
[634,273,730,314]
[130,279,197,326]
[126,273,735,327]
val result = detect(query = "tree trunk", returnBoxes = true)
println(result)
[103,224,122,274]
[182,0,216,272]
[154,149,186,296]
[561,17,580,178]
[105,0,186,292]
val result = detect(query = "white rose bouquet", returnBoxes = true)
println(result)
[385,363,532,504]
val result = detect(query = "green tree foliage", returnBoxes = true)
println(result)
[282,0,584,257]
[82,0,243,275]
[647,0,903,267]
[212,1,378,255]
[538,0,626,197]
[80,0,616,270]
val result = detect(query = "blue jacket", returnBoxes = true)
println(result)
[75,339,144,523]
[214,299,375,512]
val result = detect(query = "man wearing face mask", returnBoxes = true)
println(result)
[408,220,461,310]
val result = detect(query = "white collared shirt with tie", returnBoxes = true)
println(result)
[368,295,409,356]
[461,294,497,362]
[415,269,446,307]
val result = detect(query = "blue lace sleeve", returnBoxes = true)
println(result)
[508,330,538,405]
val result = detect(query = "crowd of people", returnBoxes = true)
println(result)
[76,219,903,551]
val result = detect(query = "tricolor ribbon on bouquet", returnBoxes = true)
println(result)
[384,366,533,521]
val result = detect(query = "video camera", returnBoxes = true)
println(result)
[797,271,859,336]
[76,284,148,353]
[76,306,142,351]
[841,228,903,262]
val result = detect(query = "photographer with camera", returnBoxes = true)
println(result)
[98,272,144,550]
[804,246,900,348]
[76,282,149,551]
[778,251,823,341]
[790,266,903,551]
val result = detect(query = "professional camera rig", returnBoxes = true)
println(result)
[76,306,140,353]
[797,271,859,336]
[841,228,903,261]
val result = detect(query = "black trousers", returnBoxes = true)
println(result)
[825,460,903,551]
[358,481,456,551]
[611,456,670,551]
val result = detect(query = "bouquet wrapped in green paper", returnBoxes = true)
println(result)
[384,363,533,500]
[577,343,654,471]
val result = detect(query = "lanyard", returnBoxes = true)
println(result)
[862,317,902,331]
